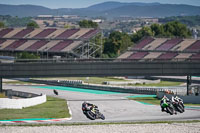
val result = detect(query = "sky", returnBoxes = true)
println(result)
[0,0,200,9]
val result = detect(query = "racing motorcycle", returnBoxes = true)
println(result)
[161,101,176,115]
[172,97,185,113]
[82,102,105,120]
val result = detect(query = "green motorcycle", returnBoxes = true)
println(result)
[161,101,176,115]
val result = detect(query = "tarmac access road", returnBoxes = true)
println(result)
[2,84,200,123]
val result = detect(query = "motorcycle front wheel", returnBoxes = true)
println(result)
[166,106,174,115]
[86,111,96,120]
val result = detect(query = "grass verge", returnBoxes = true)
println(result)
[0,92,7,98]
[133,81,182,87]
[0,96,70,120]
[33,77,183,86]
[1,120,200,126]
[3,81,37,85]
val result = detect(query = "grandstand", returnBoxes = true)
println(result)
[119,37,200,60]
[0,28,100,58]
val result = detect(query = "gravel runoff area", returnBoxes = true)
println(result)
[0,123,200,133]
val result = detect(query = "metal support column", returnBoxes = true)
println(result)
[187,75,192,95]
[0,77,2,92]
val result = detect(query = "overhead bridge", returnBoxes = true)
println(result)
[0,59,200,78]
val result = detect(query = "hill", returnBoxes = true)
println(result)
[0,2,200,18]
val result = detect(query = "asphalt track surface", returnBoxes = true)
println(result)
[2,84,200,123]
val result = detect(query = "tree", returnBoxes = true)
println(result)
[103,31,133,58]
[150,23,164,37]
[0,21,5,28]
[131,26,154,43]
[132,21,191,43]
[162,21,191,38]
[17,52,40,59]
[79,20,98,28]
[27,21,39,28]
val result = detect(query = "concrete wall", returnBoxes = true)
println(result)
[0,94,46,109]
[1,61,200,78]
[5,89,40,98]
[157,92,200,104]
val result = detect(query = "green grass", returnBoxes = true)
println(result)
[34,77,124,84]
[128,97,200,106]
[0,92,7,98]
[0,96,70,120]
[133,81,182,87]
[33,77,183,86]
[1,120,200,126]
[3,81,36,84]
[129,97,161,105]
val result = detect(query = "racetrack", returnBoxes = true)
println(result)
[2,84,200,123]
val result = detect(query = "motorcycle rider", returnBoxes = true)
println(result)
[82,101,98,112]
[172,96,184,105]
[175,96,183,102]
[160,95,177,114]
[160,95,170,112]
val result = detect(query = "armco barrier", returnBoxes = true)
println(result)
[0,94,46,109]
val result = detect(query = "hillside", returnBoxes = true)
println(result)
[0,2,200,18]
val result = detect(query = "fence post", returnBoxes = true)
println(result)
[0,78,2,92]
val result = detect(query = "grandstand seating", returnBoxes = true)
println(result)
[175,53,192,59]
[158,53,178,60]
[128,52,148,59]
[133,38,154,49]
[55,29,79,39]
[69,29,90,39]
[143,52,162,59]
[12,28,34,38]
[61,41,82,52]
[143,38,167,50]
[118,52,133,59]
[48,40,73,52]
[118,37,200,61]
[4,40,27,50]
[185,40,200,51]
[0,28,13,37]
[171,39,196,51]
[26,29,43,38]
[156,38,182,51]
[16,40,38,51]
[0,39,6,45]
[45,29,66,39]
[191,53,200,59]
[38,41,60,51]
[34,29,57,38]
[79,29,99,39]
[26,40,49,51]
[3,28,22,38]
[0,40,16,49]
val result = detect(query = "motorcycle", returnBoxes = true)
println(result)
[161,101,176,115]
[172,98,185,113]
[82,102,105,120]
